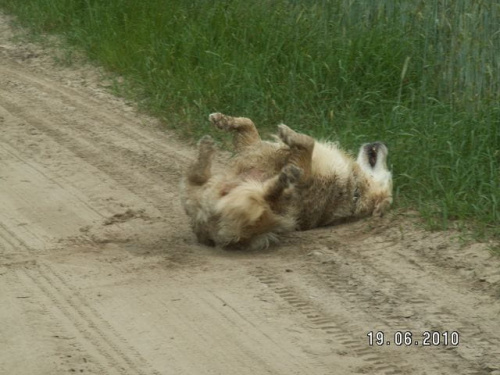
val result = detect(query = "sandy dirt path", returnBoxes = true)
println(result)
[1,14,499,375]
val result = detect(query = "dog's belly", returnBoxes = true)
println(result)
[239,168,267,181]
[218,168,268,197]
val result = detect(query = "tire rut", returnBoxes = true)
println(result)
[17,262,160,375]
[0,225,159,375]
[0,68,189,218]
[0,64,191,162]
[299,237,500,373]
[252,266,409,375]
[0,96,177,215]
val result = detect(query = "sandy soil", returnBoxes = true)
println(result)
[1,13,499,375]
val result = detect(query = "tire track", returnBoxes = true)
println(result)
[0,220,30,253]
[204,290,331,375]
[0,64,191,161]
[0,65,191,220]
[0,213,45,253]
[0,64,190,173]
[252,266,408,375]
[2,264,107,374]
[302,242,499,374]
[0,139,106,221]
[18,263,161,375]
[0,225,160,375]
[311,266,479,373]
[0,103,168,249]
[0,96,176,214]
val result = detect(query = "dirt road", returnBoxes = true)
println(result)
[1,14,499,375]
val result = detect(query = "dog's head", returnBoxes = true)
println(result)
[356,142,393,216]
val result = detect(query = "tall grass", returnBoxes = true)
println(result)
[0,0,498,237]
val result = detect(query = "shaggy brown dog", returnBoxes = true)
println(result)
[180,113,393,250]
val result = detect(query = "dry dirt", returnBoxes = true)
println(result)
[1,13,499,375]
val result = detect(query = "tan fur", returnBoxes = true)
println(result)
[180,113,393,250]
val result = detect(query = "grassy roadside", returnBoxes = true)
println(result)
[0,0,498,238]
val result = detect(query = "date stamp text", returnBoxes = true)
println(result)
[367,331,460,347]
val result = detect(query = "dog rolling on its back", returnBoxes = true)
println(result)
[180,113,393,250]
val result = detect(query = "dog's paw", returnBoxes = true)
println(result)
[198,134,214,145]
[277,124,298,146]
[284,164,303,183]
[278,124,314,149]
[209,112,223,124]
[209,112,233,130]
[279,164,303,185]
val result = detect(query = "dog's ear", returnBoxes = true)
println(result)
[373,197,392,217]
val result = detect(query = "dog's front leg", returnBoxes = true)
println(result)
[277,124,314,180]
[263,165,302,211]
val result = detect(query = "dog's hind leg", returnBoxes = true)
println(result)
[187,135,216,185]
[278,124,314,179]
[209,112,261,151]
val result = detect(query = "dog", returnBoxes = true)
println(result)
[180,113,393,250]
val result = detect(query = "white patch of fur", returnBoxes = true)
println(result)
[311,141,354,179]
[374,168,393,194]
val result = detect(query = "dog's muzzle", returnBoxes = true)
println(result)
[365,142,386,168]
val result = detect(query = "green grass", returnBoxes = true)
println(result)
[1,0,498,238]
